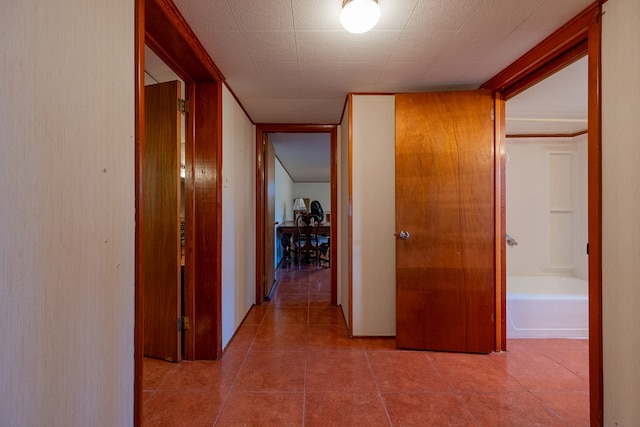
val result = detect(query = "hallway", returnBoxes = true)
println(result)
[143,264,589,426]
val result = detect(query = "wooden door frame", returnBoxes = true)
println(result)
[481,1,604,424]
[135,0,225,424]
[255,124,338,305]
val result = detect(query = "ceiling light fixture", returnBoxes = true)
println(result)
[340,0,381,34]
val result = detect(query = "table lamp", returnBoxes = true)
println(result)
[293,198,306,222]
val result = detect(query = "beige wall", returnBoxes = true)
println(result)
[293,182,331,218]
[0,1,134,425]
[221,86,256,348]
[506,135,588,279]
[275,157,294,264]
[602,0,640,423]
[350,95,396,336]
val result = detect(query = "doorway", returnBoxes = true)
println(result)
[481,3,603,423]
[268,132,331,273]
[255,125,338,306]
[505,56,589,341]
[136,0,225,423]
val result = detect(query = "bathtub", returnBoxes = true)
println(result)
[506,276,588,339]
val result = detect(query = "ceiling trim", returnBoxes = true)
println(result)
[255,124,337,132]
[482,0,601,96]
[506,129,588,139]
[503,42,587,100]
[224,81,255,124]
[145,0,223,82]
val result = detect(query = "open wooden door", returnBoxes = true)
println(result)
[264,135,276,298]
[143,80,182,361]
[395,90,495,353]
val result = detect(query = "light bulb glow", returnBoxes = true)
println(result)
[340,0,381,34]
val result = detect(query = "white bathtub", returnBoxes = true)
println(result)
[506,276,588,339]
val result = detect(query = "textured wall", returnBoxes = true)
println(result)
[0,0,135,425]
[221,86,256,348]
[602,0,640,423]
[351,95,396,336]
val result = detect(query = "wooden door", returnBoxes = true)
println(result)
[395,90,495,353]
[143,81,182,361]
[264,135,276,298]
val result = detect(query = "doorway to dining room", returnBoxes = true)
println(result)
[255,125,338,306]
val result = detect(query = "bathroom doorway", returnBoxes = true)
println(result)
[503,55,591,424]
[505,56,589,341]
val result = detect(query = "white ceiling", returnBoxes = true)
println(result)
[269,133,331,182]
[506,56,588,135]
[168,0,593,124]
[145,0,591,181]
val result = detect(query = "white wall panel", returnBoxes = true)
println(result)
[602,0,640,423]
[221,86,256,348]
[275,157,294,264]
[506,138,587,277]
[275,158,294,224]
[0,1,134,425]
[351,95,396,336]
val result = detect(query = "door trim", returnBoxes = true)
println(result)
[135,0,224,424]
[481,1,604,425]
[255,124,338,306]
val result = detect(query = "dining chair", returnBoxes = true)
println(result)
[294,213,320,266]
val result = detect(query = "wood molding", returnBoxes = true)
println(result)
[223,82,255,125]
[257,124,338,132]
[330,127,338,306]
[136,0,226,422]
[254,124,339,305]
[145,0,224,82]
[346,94,354,338]
[587,6,603,425]
[485,1,603,424]
[192,81,223,360]
[494,93,507,352]
[255,131,265,304]
[482,0,601,96]
[501,42,587,100]
[183,82,196,360]
[506,129,588,139]
[134,0,145,424]
[340,95,349,126]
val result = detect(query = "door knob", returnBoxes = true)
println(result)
[397,231,410,240]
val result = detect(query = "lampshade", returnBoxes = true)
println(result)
[340,0,381,34]
[293,198,306,211]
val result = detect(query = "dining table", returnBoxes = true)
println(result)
[276,220,330,264]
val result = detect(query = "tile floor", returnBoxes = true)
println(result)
[143,264,590,426]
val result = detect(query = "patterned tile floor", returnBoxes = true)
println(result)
[143,264,589,426]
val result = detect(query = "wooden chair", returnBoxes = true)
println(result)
[294,213,320,265]
[317,235,330,267]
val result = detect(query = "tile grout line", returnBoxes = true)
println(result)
[211,305,264,426]
[363,351,393,426]
[424,352,483,426]
[301,273,311,426]
[487,346,584,426]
